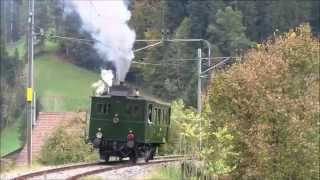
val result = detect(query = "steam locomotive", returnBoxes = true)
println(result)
[87,82,171,163]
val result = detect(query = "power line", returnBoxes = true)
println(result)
[132,61,185,66]
[132,57,235,67]
[89,0,101,17]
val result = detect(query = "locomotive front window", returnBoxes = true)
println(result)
[97,103,110,114]
[103,104,107,114]
[107,104,111,113]
[97,104,103,113]
[133,105,139,116]
[126,105,132,114]
[134,106,139,112]
[126,105,140,116]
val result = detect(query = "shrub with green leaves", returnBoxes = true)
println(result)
[39,117,98,165]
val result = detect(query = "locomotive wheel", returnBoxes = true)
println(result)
[144,150,151,163]
[150,151,155,160]
[130,154,137,163]
[104,154,110,162]
[150,146,156,160]
[99,149,109,162]
[129,149,137,163]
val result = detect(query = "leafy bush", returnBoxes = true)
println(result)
[206,24,319,179]
[161,100,236,176]
[39,116,98,165]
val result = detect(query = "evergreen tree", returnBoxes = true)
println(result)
[269,0,313,34]
[207,6,252,56]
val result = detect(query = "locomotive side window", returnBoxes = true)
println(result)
[158,109,162,125]
[168,108,171,124]
[148,104,153,124]
[165,108,169,124]
[162,109,166,124]
[153,108,157,124]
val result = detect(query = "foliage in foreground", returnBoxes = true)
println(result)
[39,115,98,165]
[147,165,182,180]
[165,24,319,179]
[206,24,319,179]
[164,100,236,176]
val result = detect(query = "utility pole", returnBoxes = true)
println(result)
[197,48,202,151]
[26,0,34,166]
[197,48,202,113]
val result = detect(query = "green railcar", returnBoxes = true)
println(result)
[87,84,171,163]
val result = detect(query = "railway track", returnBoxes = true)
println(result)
[12,155,185,180]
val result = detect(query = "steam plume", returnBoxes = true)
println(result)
[91,69,113,95]
[101,69,113,87]
[68,0,136,82]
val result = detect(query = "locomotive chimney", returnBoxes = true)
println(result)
[112,73,120,86]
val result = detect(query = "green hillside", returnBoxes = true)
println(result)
[0,124,21,156]
[35,54,99,112]
[1,50,99,157]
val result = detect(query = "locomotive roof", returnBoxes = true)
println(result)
[92,83,170,106]
[92,94,170,106]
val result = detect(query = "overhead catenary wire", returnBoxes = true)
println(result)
[41,33,236,72]
[132,61,185,66]
[89,0,101,17]
[132,57,234,68]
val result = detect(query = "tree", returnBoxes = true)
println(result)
[207,6,252,56]
[0,41,25,130]
[269,0,312,34]
[206,24,319,179]
[164,0,188,31]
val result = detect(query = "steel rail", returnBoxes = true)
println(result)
[67,156,185,180]
[12,155,185,180]
[13,162,103,180]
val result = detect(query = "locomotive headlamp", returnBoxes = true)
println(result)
[134,89,140,97]
[96,132,103,138]
[113,114,120,124]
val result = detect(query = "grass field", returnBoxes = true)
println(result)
[0,124,21,156]
[1,40,98,156]
[35,54,99,111]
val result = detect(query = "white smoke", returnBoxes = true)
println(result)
[101,69,113,87]
[92,69,114,95]
[68,0,136,82]
[91,80,106,95]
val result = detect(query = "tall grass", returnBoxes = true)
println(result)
[147,165,182,180]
